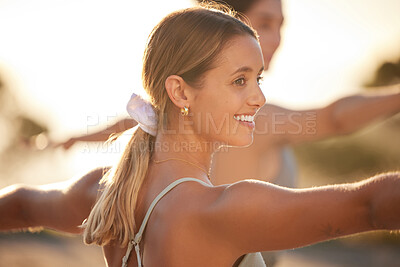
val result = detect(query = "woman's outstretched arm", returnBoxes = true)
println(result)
[207,172,400,255]
[253,84,400,149]
[0,167,107,234]
[55,118,137,149]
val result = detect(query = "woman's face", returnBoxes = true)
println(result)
[188,35,266,147]
[245,0,284,70]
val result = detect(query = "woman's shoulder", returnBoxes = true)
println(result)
[162,179,270,227]
[153,178,226,215]
[166,179,271,213]
[157,180,276,257]
[143,178,227,232]
[143,180,240,262]
[183,180,283,250]
[144,178,276,231]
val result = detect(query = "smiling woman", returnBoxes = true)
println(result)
[176,34,265,147]
[1,4,400,267]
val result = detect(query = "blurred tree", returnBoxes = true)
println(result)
[0,73,48,153]
[365,58,400,87]
[0,76,7,111]
[16,115,48,143]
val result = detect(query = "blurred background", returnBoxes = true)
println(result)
[0,0,399,266]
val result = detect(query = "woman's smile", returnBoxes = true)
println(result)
[233,114,256,129]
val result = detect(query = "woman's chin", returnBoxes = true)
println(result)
[228,135,254,148]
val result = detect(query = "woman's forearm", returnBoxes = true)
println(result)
[74,118,137,142]
[359,172,400,231]
[56,118,138,149]
[332,85,400,134]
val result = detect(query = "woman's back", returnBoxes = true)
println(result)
[106,176,260,267]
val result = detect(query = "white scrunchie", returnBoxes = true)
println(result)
[126,93,158,136]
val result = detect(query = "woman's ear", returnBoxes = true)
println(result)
[165,75,189,109]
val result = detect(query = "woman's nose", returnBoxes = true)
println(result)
[249,85,266,108]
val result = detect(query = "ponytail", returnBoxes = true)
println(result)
[83,126,154,246]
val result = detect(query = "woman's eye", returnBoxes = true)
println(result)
[234,78,246,86]
[257,76,264,85]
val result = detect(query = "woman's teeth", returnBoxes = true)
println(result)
[233,114,254,122]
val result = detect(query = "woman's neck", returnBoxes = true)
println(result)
[153,132,216,177]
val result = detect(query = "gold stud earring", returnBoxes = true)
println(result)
[180,106,189,116]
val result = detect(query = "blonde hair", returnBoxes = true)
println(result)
[83,5,258,247]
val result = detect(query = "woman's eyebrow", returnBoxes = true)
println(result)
[230,66,253,76]
[230,66,264,76]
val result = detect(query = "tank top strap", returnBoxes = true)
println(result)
[135,177,211,243]
[122,177,211,267]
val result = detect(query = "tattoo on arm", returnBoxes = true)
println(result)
[320,223,343,238]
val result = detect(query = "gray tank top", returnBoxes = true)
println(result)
[272,146,298,188]
[121,177,266,267]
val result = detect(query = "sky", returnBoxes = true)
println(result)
[268,0,400,107]
[0,0,399,143]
